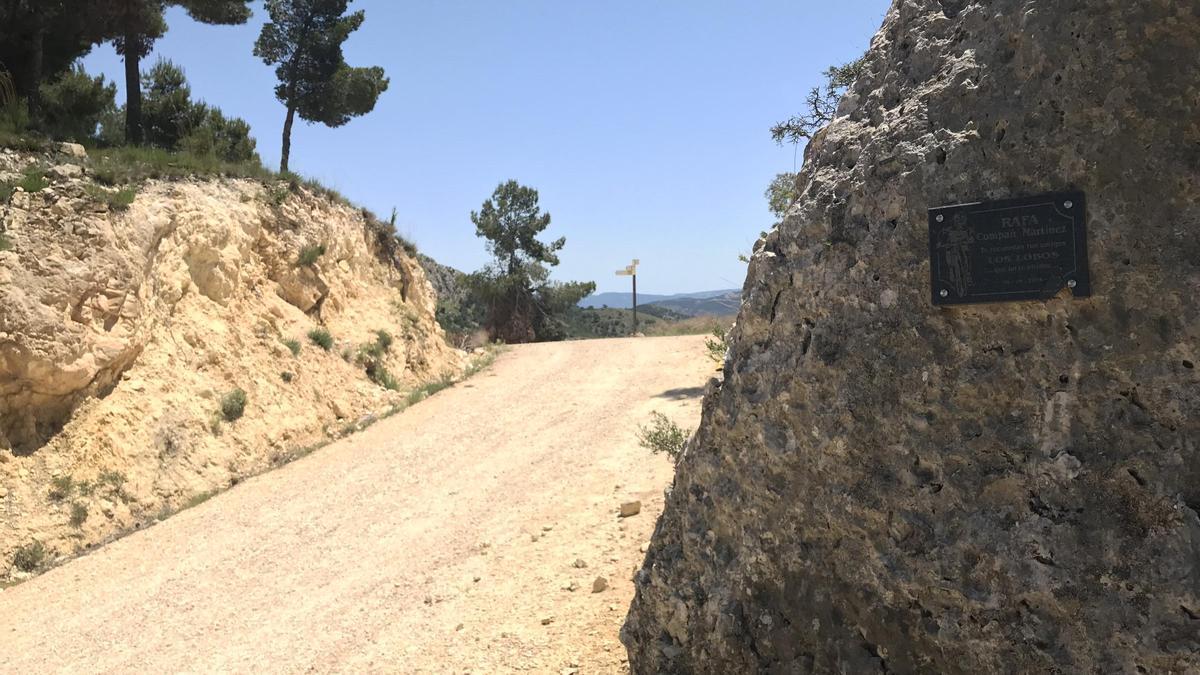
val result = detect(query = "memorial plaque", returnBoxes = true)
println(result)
[928,191,1090,306]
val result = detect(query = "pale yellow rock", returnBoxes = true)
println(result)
[0,163,463,568]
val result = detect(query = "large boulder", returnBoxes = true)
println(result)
[623,1,1200,672]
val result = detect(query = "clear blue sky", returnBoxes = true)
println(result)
[84,1,888,294]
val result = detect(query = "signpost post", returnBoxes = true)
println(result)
[615,259,640,335]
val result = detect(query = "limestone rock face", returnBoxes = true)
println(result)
[0,149,464,574]
[624,1,1200,672]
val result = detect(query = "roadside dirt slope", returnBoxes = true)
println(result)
[1,145,463,575]
[0,335,712,673]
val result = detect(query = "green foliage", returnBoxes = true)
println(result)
[12,541,47,573]
[106,1,252,144]
[0,3,112,108]
[636,412,690,463]
[180,107,259,163]
[471,180,563,273]
[356,330,398,389]
[375,330,393,351]
[84,184,137,211]
[69,503,89,528]
[765,172,800,220]
[48,475,74,501]
[0,232,10,251]
[406,373,456,405]
[468,180,595,343]
[16,166,48,193]
[255,0,389,170]
[141,59,209,150]
[771,56,867,145]
[705,325,731,363]
[132,58,259,162]
[91,145,276,186]
[308,328,333,351]
[36,65,116,142]
[220,388,247,422]
[297,243,326,266]
[268,184,290,205]
[282,338,301,356]
[280,371,294,383]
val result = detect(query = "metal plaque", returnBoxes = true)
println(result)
[928,191,1090,306]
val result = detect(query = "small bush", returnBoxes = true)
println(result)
[705,326,731,364]
[0,232,10,251]
[220,388,247,422]
[281,371,294,383]
[12,541,46,573]
[69,503,88,528]
[282,338,301,356]
[17,166,47,193]
[375,330,394,352]
[636,412,690,463]
[48,475,74,501]
[297,243,326,266]
[308,328,333,351]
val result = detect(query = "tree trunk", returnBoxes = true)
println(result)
[123,35,143,145]
[280,103,296,173]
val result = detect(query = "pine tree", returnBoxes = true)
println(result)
[254,0,389,172]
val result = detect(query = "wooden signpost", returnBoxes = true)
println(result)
[615,259,640,335]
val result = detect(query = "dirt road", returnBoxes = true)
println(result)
[0,335,712,673]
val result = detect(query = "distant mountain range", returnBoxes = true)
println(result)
[580,289,739,317]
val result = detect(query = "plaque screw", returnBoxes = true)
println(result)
[935,214,945,223]
[1063,200,1073,209]
[939,289,949,297]
[1067,279,1077,288]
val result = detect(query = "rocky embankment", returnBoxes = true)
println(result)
[1,146,464,581]
[624,0,1200,672]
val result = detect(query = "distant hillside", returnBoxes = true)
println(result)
[648,290,740,317]
[580,289,738,315]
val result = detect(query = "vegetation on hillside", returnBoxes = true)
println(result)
[465,180,596,344]
[770,57,866,146]
[763,57,866,222]
[0,1,385,190]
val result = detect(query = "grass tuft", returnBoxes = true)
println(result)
[297,243,326,267]
[84,184,137,211]
[308,328,333,351]
[282,338,301,356]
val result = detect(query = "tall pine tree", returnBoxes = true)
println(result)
[254,0,388,172]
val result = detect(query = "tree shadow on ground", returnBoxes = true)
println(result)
[655,386,705,400]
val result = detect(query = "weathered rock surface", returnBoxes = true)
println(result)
[624,1,1200,672]
[0,149,464,576]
